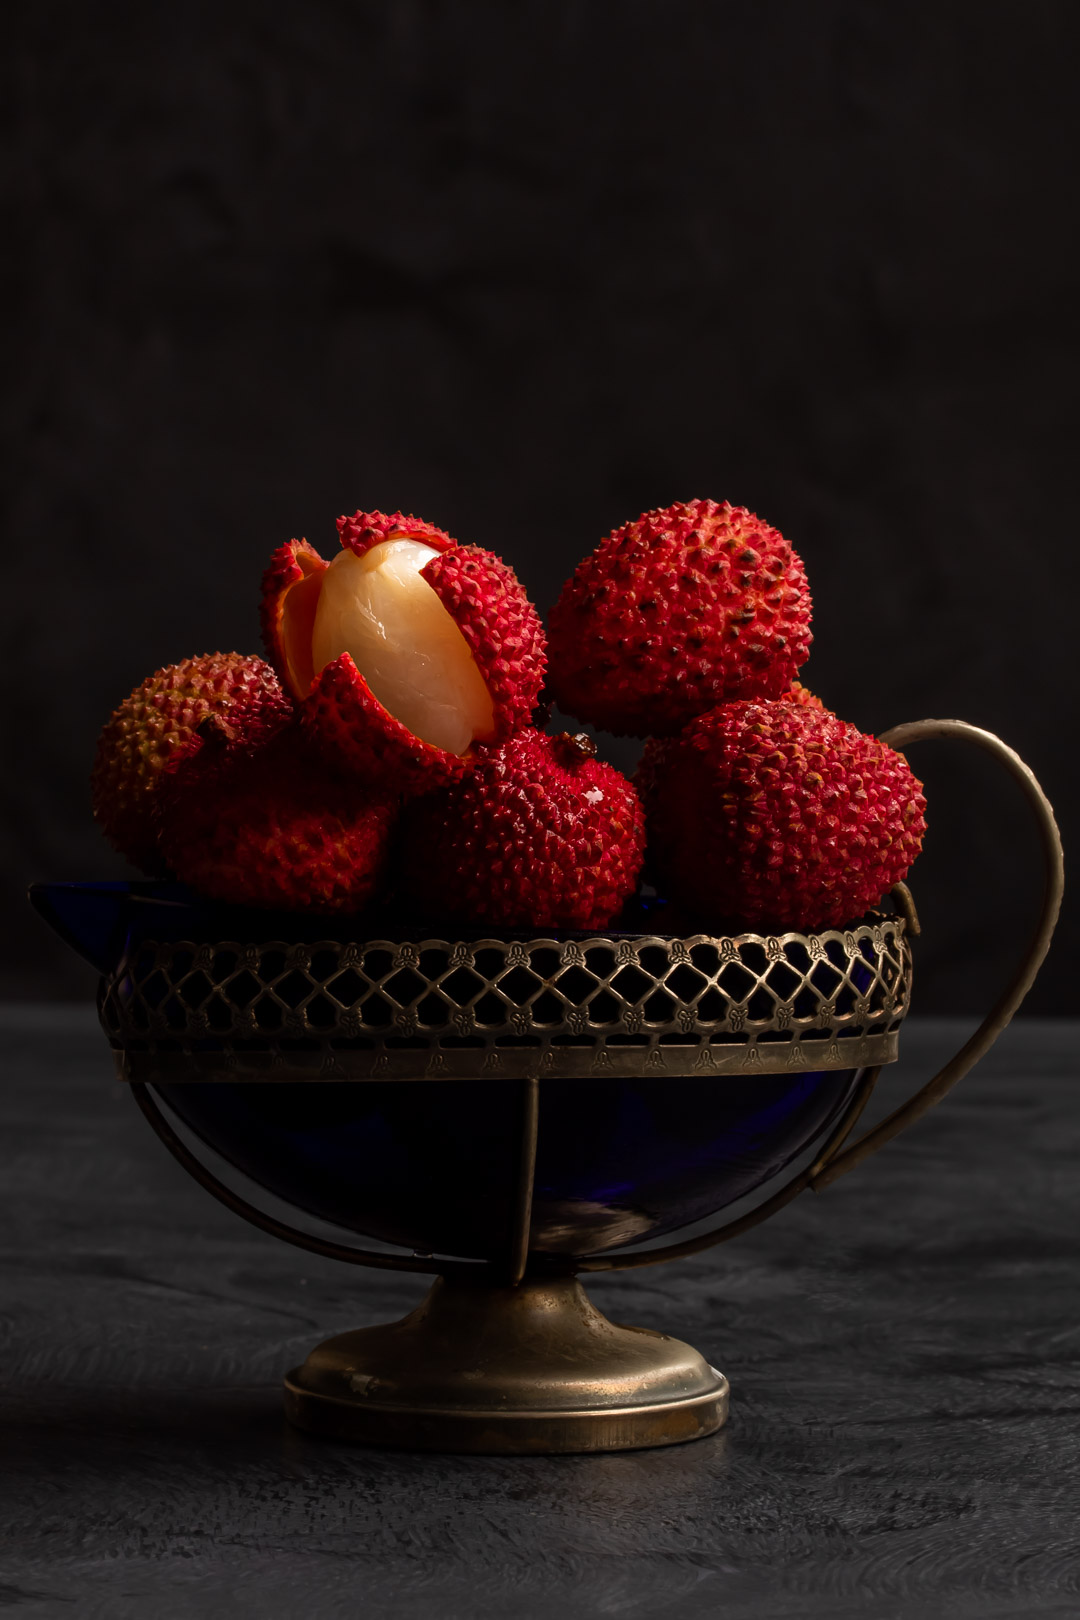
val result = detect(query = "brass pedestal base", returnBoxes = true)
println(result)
[284,1274,729,1455]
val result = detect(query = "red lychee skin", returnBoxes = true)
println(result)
[91,653,293,874]
[399,728,646,930]
[261,511,547,792]
[421,546,546,740]
[784,680,828,713]
[158,721,396,914]
[337,508,455,559]
[260,538,328,698]
[549,499,813,738]
[300,652,462,794]
[637,699,927,932]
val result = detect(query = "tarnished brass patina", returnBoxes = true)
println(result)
[284,1274,729,1454]
[103,915,911,1083]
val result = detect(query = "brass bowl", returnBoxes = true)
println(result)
[30,720,1063,1454]
[96,904,910,1260]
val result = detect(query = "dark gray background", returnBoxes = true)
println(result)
[3,0,1076,1008]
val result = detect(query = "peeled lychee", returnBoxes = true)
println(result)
[638,698,926,931]
[398,728,646,930]
[549,499,813,738]
[158,717,395,914]
[91,653,293,873]
[261,509,547,791]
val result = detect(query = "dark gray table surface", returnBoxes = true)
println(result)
[1,1009,1078,1619]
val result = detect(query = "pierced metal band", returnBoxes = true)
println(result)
[101,916,911,1084]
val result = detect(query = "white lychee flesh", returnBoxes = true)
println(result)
[311,539,495,756]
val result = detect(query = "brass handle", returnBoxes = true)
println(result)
[809,719,1064,1190]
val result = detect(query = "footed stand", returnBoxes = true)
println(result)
[284,1273,728,1454]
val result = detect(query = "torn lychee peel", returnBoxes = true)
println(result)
[312,540,497,755]
[421,545,547,741]
[336,508,455,560]
[260,513,547,788]
[260,538,328,698]
[300,652,472,793]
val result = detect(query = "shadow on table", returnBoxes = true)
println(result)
[3,1384,288,1468]
[2,1381,732,1488]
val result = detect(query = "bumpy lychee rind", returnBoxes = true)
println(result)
[261,511,547,791]
[549,499,813,738]
[260,538,328,697]
[337,508,455,559]
[300,653,468,793]
[158,724,396,914]
[422,546,547,740]
[638,699,926,931]
[784,680,828,713]
[91,653,293,874]
[399,728,646,930]
[259,515,454,698]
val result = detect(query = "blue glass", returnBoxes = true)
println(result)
[29,880,407,971]
[158,1068,862,1259]
[31,882,866,1260]
[28,880,689,964]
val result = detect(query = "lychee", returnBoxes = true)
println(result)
[158,717,395,914]
[638,698,926,931]
[784,680,828,713]
[398,728,646,930]
[548,499,813,737]
[261,509,547,792]
[91,653,293,874]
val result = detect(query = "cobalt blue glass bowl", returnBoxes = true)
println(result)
[153,1067,865,1259]
[30,881,908,1263]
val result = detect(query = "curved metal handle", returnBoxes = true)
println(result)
[809,718,1064,1190]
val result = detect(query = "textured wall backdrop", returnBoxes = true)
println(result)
[3,0,1076,1008]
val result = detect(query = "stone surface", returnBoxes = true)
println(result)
[1,1008,1078,1617]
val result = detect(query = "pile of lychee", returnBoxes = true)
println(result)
[91,500,927,934]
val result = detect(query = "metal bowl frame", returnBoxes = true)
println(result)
[62,721,1069,1452]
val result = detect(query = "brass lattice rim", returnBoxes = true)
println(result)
[103,914,911,1081]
